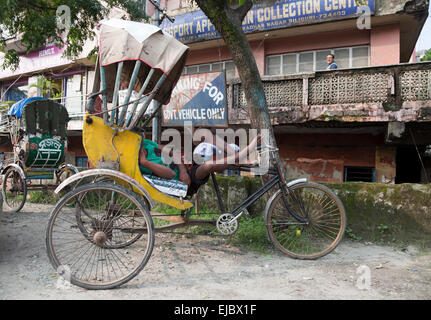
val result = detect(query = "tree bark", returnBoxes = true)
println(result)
[195,0,286,178]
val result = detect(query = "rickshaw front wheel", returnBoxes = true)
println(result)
[1,167,27,212]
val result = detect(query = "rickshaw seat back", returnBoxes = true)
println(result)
[83,114,193,210]
[8,98,69,168]
[24,99,69,138]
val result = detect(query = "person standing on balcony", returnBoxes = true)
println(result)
[326,54,338,70]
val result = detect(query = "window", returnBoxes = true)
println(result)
[65,73,85,120]
[316,50,332,71]
[352,46,370,68]
[344,166,376,182]
[266,55,281,75]
[136,0,146,11]
[334,48,350,69]
[183,60,236,81]
[266,46,370,75]
[282,54,297,74]
[197,64,211,73]
[224,61,235,80]
[298,52,314,73]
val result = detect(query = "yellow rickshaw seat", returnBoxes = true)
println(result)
[82,114,193,210]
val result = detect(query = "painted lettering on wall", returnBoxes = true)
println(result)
[163,72,227,127]
[160,0,375,43]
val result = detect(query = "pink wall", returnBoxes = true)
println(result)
[265,29,370,55]
[185,25,401,73]
[370,24,400,66]
[186,40,265,76]
[186,28,371,74]
[187,46,232,65]
[250,40,265,75]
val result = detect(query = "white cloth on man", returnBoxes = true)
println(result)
[193,142,239,162]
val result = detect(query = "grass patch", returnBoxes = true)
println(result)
[27,190,58,204]
[228,214,272,253]
[153,204,272,253]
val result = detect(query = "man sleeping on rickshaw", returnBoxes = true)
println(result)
[138,133,261,197]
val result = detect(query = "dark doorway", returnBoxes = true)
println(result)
[395,146,424,183]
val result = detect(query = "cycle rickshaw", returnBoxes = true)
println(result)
[45,19,346,290]
[1,97,79,212]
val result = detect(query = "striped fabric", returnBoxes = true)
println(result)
[142,175,188,198]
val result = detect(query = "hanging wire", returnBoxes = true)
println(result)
[0,74,24,101]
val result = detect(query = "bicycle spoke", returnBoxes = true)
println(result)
[46,182,154,289]
[266,182,346,259]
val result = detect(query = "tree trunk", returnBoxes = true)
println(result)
[195,0,286,179]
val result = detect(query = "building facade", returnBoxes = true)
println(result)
[0,0,430,183]
[151,0,430,184]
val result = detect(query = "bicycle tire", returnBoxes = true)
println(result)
[265,182,346,260]
[2,167,27,212]
[45,182,155,290]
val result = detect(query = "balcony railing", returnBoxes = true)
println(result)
[228,61,431,125]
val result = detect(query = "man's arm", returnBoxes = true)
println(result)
[177,162,191,186]
[139,147,176,179]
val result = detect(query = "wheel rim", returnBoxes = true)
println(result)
[46,183,154,289]
[267,184,345,259]
[2,169,26,211]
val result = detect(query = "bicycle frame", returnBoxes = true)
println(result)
[206,163,309,224]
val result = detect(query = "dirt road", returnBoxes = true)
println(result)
[1,204,430,300]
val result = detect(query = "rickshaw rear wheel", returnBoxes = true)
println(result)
[46,182,155,290]
[2,167,27,212]
[75,175,145,249]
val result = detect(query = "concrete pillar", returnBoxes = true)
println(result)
[385,121,405,143]
[375,146,396,184]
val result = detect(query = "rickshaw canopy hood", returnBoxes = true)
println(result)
[99,19,189,104]
[8,97,69,138]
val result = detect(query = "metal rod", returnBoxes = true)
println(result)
[127,74,167,130]
[124,68,155,128]
[211,173,225,213]
[118,60,142,127]
[100,65,108,124]
[229,174,280,217]
[141,101,163,128]
[120,219,216,234]
[409,128,429,183]
[110,62,123,126]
